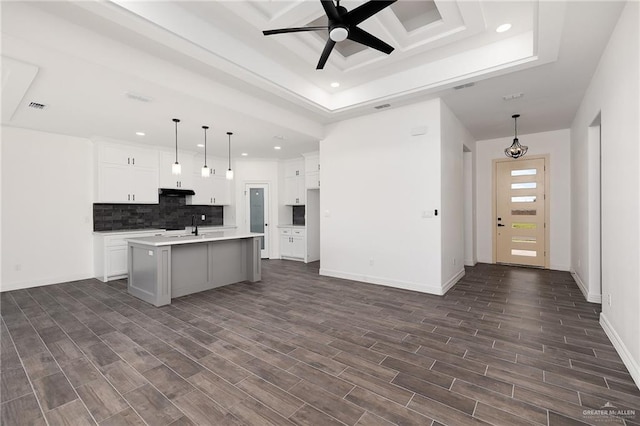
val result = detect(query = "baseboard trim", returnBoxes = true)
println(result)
[318,268,461,296]
[600,313,640,389]
[442,268,465,294]
[319,269,441,294]
[571,269,602,304]
[0,273,94,292]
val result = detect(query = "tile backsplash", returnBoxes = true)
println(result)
[94,195,223,231]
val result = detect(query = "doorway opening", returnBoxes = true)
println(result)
[588,113,602,302]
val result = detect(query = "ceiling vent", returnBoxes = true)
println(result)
[374,103,391,110]
[28,102,47,110]
[503,92,524,101]
[453,82,475,90]
[125,92,153,103]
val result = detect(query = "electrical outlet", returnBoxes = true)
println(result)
[201,215,205,220]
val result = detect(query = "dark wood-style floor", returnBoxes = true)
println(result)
[2,261,639,426]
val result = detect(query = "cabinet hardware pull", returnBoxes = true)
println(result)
[133,194,135,201]
[132,158,135,165]
[128,194,130,201]
[127,157,130,165]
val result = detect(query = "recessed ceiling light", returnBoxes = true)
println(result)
[241,153,248,156]
[274,146,281,150]
[496,23,512,33]
[197,144,204,148]
[135,132,145,136]
[330,82,340,88]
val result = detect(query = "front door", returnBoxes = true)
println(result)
[495,157,547,267]
[245,183,270,258]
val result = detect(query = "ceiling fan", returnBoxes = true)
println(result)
[262,0,397,70]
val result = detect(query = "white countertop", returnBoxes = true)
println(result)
[277,224,306,228]
[126,230,263,247]
[93,228,165,235]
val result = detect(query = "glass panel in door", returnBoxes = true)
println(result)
[246,184,270,258]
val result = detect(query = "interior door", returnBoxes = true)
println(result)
[245,184,269,258]
[495,158,547,267]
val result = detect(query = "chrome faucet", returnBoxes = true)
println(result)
[191,215,198,236]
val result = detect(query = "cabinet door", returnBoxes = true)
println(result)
[107,245,128,277]
[159,151,193,189]
[280,235,292,257]
[191,174,213,205]
[284,159,304,178]
[212,176,230,205]
[296,176,306,204]
[306,172,319,189]
[129,146,158,169]
[291,237,305,259]
[284,176,297,205]
[100,144,132,166]
[98,163,131,202]
[304,154,319,175]
[132,167,159,203]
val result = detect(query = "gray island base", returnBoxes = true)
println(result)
[126,231,262,306]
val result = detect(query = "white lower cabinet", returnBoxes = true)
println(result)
[279,227,305,260]
[94,230,163,281]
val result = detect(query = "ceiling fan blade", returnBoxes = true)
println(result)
[316,39,336,70]
[321,0,341,22]
[347,26,394,54]
[263,26,328,36]
[346,0,396,25]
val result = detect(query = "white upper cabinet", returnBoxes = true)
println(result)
[189,155,231,205]
[159,150,193,190]
[283,158,305,205]
[303,152,320,189]
[95,142,158,203]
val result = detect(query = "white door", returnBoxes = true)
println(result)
[245,183,270,258]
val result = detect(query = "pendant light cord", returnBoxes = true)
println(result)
[203,126,208,167]
[227,132,233,169]
[173,118,180,163]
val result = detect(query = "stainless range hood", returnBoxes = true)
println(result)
[158,188,195,197]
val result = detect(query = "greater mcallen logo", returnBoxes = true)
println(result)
[583,402,636,422]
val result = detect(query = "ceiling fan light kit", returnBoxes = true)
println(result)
[262,0,397,70]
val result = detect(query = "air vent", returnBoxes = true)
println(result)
[453,82,475,90]
[125,92,153,103]
[374,103,391,110]
[503,92,524,101]
[28,102,47,110]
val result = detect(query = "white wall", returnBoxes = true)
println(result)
[233,159,280,258]
[1,126,94,290]
[440,101,474,290]
[475,129,571,270]
[463,150,477,266]
[320,99,447,294]
[571,1,640,386]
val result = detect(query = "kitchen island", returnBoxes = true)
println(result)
[126,231,262,306]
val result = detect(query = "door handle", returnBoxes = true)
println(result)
[497,224,505,227]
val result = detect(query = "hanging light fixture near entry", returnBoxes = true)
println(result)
[201,125,210,177]
[226,132,234,180]
[172,118,182,175]
[505,114,528,159]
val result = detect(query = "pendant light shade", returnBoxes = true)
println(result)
[226,132,234,180]
[505,114,528,159]
[201,125,210,178]
[172,118,182,175]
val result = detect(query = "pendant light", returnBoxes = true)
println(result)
[504,114,528,159]
[201,125,210,177]
[226,132,234,180]
[172,118,182,175]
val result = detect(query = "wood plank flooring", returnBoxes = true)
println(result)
[1,261,639,425]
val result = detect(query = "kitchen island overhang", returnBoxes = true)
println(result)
[126,231,263,306]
